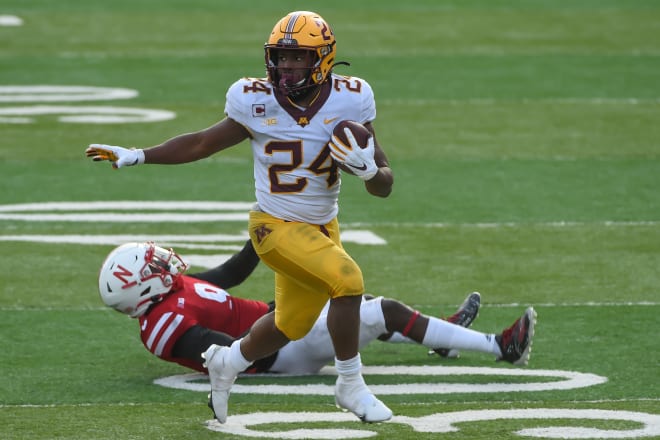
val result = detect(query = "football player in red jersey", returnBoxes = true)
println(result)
[98,241,536,377]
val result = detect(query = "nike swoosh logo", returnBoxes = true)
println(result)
[324,117,339,124]
[348,163,368,171]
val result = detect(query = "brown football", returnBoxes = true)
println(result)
[331,120,371,175]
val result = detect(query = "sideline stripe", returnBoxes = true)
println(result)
[3,397,659,409]
[1,217,659,227]
[0,402,192,409]
[342,220,660,228]
[381,97,660,106]
[0,201,254,211]
[483,301,659,307]
[0,202,658,228]
[0,15,23,26]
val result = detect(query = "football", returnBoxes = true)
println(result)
[331,120,371,175]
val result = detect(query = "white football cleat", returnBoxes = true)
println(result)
[202,344,239,423]
[335,378,393,423]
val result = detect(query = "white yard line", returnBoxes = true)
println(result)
[1,301,657,312]
[3,396,659,409]
[381,97,660,106]
[342,220,660,228]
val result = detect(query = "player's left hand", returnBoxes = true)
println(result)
[328,129,378,181]
[85,144,145,169]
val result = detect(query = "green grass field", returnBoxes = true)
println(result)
[1,0,659,439]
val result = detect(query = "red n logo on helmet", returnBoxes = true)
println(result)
[113,265,137,288]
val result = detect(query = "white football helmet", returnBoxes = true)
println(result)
[97,242,188,317]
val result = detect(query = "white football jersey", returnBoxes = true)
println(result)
[224,73,376,224]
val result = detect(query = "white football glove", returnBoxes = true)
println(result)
[85,144,145,169]
[328,128,378,181]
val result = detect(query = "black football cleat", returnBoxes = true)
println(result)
[495,307,537,366]
[430,292,481,358]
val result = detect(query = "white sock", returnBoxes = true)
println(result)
[335,354,365,385]
[228,339,252,372]
[422,317,501,356]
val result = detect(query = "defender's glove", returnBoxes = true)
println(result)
[328,129,378,181]
[85,144,145,169]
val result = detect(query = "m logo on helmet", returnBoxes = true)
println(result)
[113,264,137,288]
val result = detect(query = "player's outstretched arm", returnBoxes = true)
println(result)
[85,117,250,168]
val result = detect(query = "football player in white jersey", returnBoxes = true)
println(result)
[86,10,396,423]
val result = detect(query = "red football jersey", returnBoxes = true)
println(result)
[138,275,270,372]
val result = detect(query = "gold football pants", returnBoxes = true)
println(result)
[248,210,364,340]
